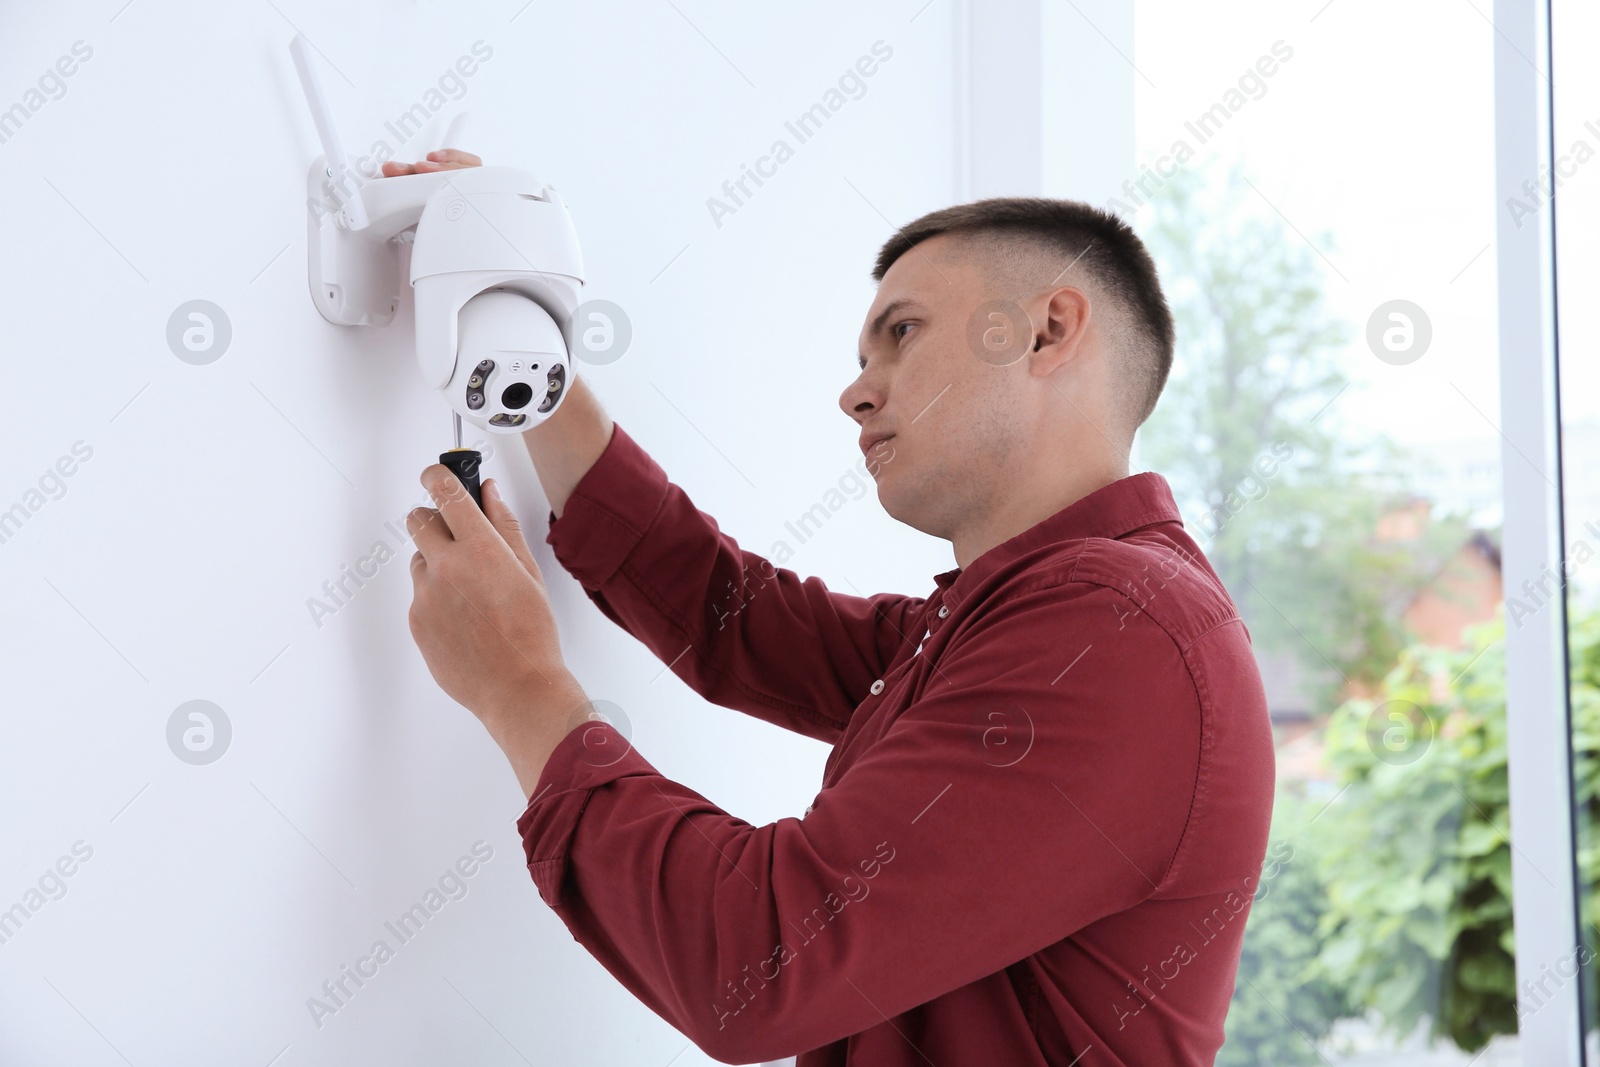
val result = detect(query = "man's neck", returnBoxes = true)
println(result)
[951,461,1130,570]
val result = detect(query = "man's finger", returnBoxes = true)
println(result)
[407,505,452,561]
[379,151,482,178]
[427,149,482,167]
[406,152,482,174]
[482,478,542,579]
[422,464,496,542]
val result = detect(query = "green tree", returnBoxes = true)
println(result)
[1310,614,1519,1050]
[1216,795,1355,1066]
[1223,607,1600,1055]
[1138,163,1469,706]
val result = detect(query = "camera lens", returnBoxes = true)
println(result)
[501,382,534,410]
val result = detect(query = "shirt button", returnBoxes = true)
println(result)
[937,605,949,618]
[869,679,885,695]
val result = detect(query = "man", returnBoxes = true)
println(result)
[394,149,1275,1065]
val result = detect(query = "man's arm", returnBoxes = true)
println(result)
[530,408,922,744]
[514,579,1212,1064]
[520,375,615,520]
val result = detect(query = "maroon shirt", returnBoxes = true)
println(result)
[517,422,1275,1066]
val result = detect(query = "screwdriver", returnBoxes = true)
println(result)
[440,410,484,510]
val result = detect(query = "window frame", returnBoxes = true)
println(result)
[1498,0,1586,1061]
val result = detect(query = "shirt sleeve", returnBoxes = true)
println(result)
[516,577,1202,1065]
[542,420,922,744]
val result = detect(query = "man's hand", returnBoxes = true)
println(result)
[380,149,482,177]
[407,468,590,796]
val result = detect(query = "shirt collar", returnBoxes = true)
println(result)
[932,471,1183,608]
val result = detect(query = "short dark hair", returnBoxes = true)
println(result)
[871,197,1175,433]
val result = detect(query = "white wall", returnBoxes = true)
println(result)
[0,3,1125,1064]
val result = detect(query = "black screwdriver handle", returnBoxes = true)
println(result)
[440,448,483,510]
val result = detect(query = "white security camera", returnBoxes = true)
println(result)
[407,171,583,433]
[448,289,571,429]
[290,34,583,436]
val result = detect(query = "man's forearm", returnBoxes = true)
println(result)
[522,375,615,519]
[485,667,594,801]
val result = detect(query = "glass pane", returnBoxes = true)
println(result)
[1551,0,1600,1058]
[1102,2,1517,1061]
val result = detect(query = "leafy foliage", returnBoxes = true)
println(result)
[1311,615,1518,1050]
[1221,607,1600,1055]
[1216,797,1354,1066]
[1138,163,1470,707]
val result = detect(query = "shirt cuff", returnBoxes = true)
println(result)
[515,720,661,909]
[543,422,671,590]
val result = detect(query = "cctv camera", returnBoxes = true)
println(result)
[293,36,584,435]
[409,170,584,434]
[448,290,569,430]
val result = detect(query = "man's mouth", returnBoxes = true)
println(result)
[859,432,895,458]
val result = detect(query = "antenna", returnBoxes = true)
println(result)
[290,34,369,232]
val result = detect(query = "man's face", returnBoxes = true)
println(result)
[839,233,1030,540]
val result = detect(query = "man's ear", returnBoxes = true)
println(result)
[1028,285,1092,377]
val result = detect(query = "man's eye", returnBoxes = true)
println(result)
[894,321,914,340]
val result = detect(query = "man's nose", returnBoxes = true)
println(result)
[839,373,880,421]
